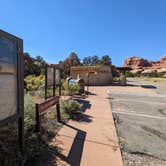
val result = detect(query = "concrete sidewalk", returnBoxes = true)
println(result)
[52,86,123,166]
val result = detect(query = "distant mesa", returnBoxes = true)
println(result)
[123,55,166,70]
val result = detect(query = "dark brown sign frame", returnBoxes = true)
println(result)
[35,96,61,133]
[0,30,24,150]
[45,65,61,100]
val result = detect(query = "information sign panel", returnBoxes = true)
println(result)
[55,68,60,85]
[45,65,61,99]
[0,30,24,127]
[0,36,18,121]
[0,30,24,151]
[47,66,54,86]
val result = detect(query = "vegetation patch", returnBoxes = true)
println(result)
[61,99,83,118]
[61,81,80,96]
[24,75,45,91]
[134,77,166,83]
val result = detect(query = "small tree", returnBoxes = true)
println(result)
[91,55,100,65]
[59,52,81,78]
[100,55,112,65]
[82,56,92,66]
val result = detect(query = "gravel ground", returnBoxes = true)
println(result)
[109,78,166,165]
[122,151,166,166]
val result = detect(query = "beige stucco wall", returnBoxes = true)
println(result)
[70,66,113,85]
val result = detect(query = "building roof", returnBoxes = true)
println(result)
[71,66,101,72]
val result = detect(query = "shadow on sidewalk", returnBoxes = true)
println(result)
[72,98,93,123]
[46,123,86,166]
[72,113,93,123]
[73,98,92,113]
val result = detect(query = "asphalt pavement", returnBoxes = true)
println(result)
[109,78,166,164]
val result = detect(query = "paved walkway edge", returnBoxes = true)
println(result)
[55,86,123,166]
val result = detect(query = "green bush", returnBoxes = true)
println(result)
[68,84,80,95]
[61,100,83,118]
[61,81,80,96]
[125,71,134,77]
[24,93,36,136]
[24,75,45,91]
[38,87,54,99]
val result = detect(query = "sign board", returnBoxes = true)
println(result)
[45,65,61,99]
[46,66,61,86]
[55,68,60,85]
[0,36,18,121]
[47,66,54,86]
[37,96,60,113]
[0,30,24,151]
[0,30,24,126]
[36,96,61,132]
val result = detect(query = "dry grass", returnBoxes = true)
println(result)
[134,77,166,83]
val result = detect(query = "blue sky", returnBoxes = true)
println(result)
[1,0,166,66]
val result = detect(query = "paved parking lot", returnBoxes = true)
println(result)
[109,78,166,165]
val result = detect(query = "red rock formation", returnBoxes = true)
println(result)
[123,56,151,69]
[151,55,166,69]
[124,56,166,69]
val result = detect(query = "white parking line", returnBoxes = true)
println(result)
[112,111,166,120]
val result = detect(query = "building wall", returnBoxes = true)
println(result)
[70,66,113,85]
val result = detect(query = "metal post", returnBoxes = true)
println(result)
[18,40,24,153]
[53,67,56,97]
[87,73,89,95]
[35,104,41,132]
[18,116,24,152]
[59,68,61,96]
[45,66,48,100]
[59,85,61,96]
[56,103,61,122]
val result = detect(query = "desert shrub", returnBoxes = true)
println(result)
[112,67,119,77]
[24,93,36,136]
[0,122,22,166]
[135,73,142,77]
[38,87,54,99]
[125,71,134,77]
[68,84,80,95]
[24,75,45,91]
[0,93,59,165]
[0,93,36,165]
[61,81,68,93]
[61,81,80,95]
[148,71,158,77]
[61,100,83,118]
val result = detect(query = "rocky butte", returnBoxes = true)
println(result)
[123,56,166,77]
[123,55,166,70]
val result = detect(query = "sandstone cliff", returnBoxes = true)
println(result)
[124,55,166,70]
[123,57,151,69]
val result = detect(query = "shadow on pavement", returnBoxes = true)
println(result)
[72,98,93,123]
[47,123,86,166]
[111,82,157,89]
[111,82,139,87]
[141,85,157,89]
[74,98,92,112]
[85,91,97,95]
[72,113,93,123]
